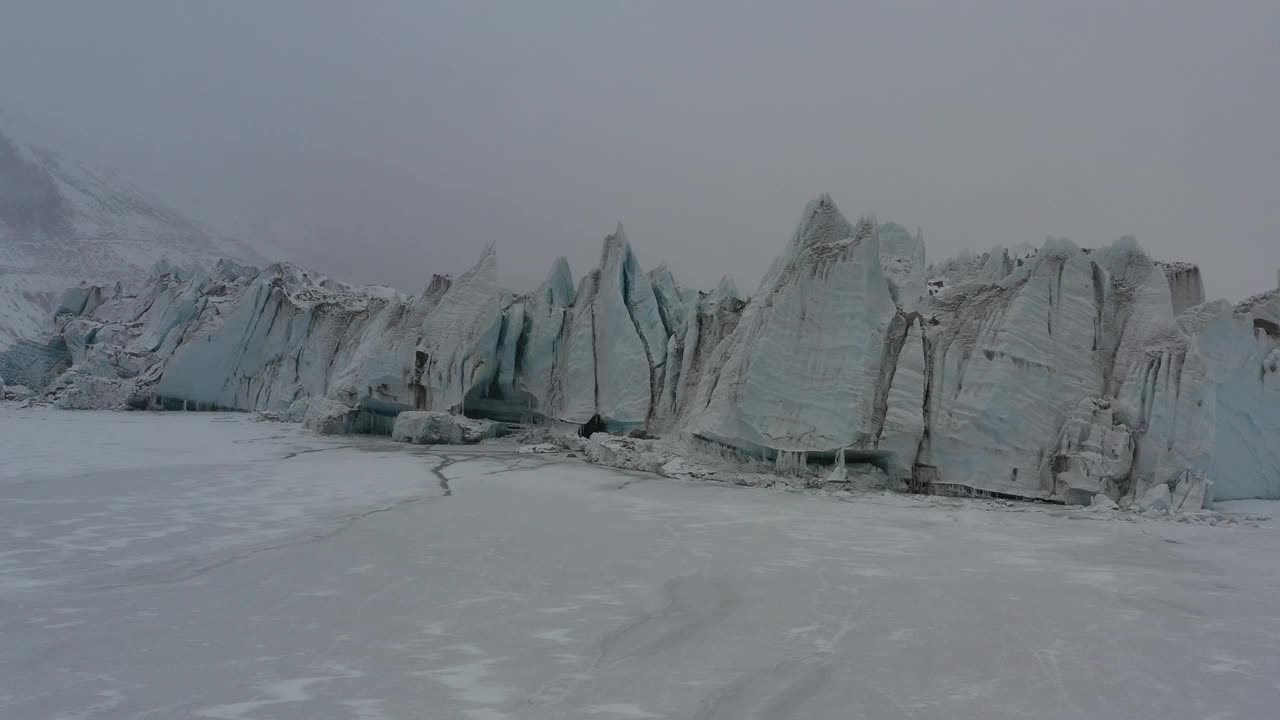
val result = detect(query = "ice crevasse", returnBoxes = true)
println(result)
[14,194,1280,507]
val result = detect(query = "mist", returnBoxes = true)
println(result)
[2,1,1277,298]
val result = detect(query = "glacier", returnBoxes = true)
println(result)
[8,193,1279,507]
[0,114,267,382]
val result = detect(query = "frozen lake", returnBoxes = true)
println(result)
[2,408,1278,719]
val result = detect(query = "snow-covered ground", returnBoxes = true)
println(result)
[2,408,1278,719]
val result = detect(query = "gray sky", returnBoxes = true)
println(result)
[2,1,1277,299]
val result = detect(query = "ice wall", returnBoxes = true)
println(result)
[1160,261,1206,315]
[415,243,506,413]
[1187,292,1280,500]
[26,194,1280,504]
[686,198,900,465]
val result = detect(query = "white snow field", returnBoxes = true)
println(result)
[2,408,1279,720]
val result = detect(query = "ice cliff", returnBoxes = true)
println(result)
[13,195,1279,506]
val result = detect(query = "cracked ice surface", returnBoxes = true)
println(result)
[3,408,1280,719]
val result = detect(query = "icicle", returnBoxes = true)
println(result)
[774,450,808,476]
[826,448,848,484]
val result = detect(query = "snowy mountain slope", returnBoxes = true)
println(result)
[0,116,267,353]
[20,194,1280,505]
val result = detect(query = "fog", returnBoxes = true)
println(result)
[2,1,1277,298]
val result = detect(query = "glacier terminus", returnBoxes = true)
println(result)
[7,193,1278,509]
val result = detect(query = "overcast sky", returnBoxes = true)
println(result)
[2,1,1277,299]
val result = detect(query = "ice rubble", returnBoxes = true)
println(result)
[299,397,358,435]
[0,372,30,401]
[13,194,1280,505]
[391,411,500,445]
